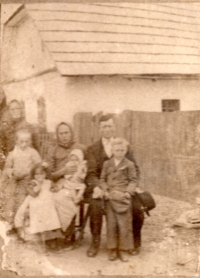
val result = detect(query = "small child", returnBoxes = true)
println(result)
[52,149,87,234]
[100,138,137,262]
[14,163,62,254]
[2,129,41,234]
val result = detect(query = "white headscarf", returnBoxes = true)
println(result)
[69,149,84,162]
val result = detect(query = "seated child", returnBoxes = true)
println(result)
[100,138,137,262]
[14,163,62,254]
[52,149,87,234]
[2,128,41,234]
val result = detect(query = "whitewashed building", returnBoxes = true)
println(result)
[1,3,200,131]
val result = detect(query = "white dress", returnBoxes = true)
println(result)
[53,161,87,232]
[15,179,61,234]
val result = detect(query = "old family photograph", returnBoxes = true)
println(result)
[1,2,200,277]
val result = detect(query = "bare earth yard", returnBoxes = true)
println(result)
[0,194,199,276]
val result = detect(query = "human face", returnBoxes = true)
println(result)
[28,181,37,191]
[112,144,127,160]
[34,169,46,183]
[100,118,115,139]
[17,133,31,150]
[9,102,21,120]
[57,124,72,145]
[69,155,79,163]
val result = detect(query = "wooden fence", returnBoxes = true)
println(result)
[36,110,200,203]
[73,110,200,203]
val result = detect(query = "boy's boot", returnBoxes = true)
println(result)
[87,236,100,257]
[129,247,140,256]
[118,250,129,262]
[108,249,117,261]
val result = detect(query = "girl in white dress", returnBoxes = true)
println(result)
[14,163,61,253]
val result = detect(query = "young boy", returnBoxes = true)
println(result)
[100,138,137,262]
[3,128,41,234]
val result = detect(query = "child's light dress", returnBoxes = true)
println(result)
[53,161,87,232]
[14,179,61,234]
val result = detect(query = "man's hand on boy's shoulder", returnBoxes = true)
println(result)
[92,186,104,199]
[42,161,49,168]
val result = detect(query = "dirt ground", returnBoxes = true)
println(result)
[0,194,200,276]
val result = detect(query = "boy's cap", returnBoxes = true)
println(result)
[109,190,130,213]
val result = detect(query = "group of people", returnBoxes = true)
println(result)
[0,100,145,262]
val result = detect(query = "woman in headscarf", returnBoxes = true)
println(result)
[1,100,39,156]
[52,149,87,239]
[0,100,39,232]
[45,122,86,251]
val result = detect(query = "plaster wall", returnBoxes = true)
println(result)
[3,73,200,131]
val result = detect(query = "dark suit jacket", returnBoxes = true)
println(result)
[85,139,140,199]
[100,157,137,195]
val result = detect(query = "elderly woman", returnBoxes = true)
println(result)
[45,122,86,251]
[0,99,39,156]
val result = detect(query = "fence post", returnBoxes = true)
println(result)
[37,96,47,133]
[91,111,103,143]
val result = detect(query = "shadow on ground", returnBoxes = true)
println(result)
[0,194,200,276]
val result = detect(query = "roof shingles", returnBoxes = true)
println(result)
[26,3,200,75]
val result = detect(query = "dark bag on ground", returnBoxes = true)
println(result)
[135,191,156,216]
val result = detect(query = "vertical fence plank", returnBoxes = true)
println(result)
[113,110,132,141]
[92,111,103,143]
[81,112,93,146]
[38,132,55,159]
[73,113,82,144]
[73,112,92,147]
[37,96,47,132]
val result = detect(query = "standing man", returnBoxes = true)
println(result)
[85,114,144,257]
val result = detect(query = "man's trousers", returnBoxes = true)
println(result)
[89,196,144,248]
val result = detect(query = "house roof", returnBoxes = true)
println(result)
[24,3,200,75]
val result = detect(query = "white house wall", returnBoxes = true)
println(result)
[1,12,55,83]
[2,4,200,132]
[3,73,200,132]
[61,76,200,121]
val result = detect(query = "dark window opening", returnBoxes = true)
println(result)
[162,99,180,112]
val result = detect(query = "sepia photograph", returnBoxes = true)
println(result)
[0,1,200,276]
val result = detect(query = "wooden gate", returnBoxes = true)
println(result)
[73,110,200,203]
